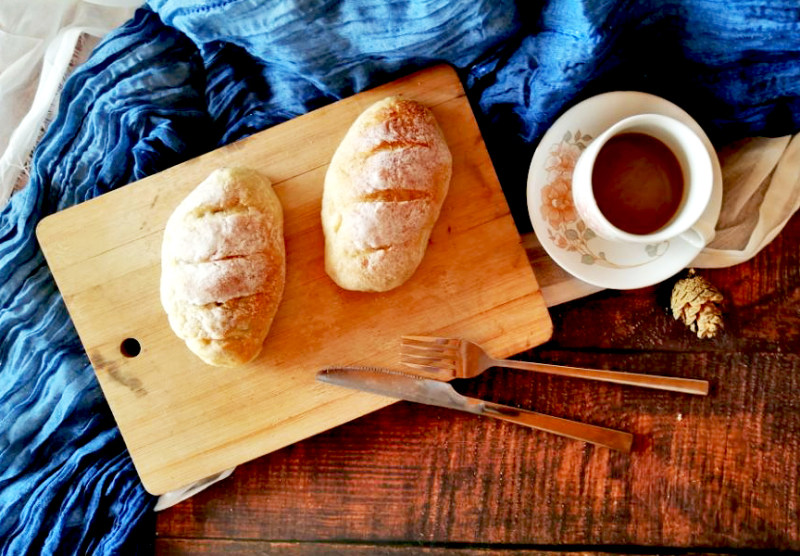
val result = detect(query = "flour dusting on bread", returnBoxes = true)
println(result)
[161,167,285,367]
[322,97,452,292]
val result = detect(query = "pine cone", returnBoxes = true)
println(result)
[670,269,724,339]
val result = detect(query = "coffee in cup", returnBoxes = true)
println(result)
[571,113,715,248]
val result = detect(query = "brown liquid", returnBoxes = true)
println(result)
[592,132,684,235]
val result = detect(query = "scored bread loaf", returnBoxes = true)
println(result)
[160,167,285,367]
[321,96,452,292]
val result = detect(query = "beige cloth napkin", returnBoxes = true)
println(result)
[0,0,140,208]
[692,134,800,268]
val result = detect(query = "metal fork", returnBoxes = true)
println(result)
[401,336,709,395]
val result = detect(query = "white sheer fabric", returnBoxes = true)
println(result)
[0,0,141,207]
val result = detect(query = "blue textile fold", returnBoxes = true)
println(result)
[0,9,205,554]
[2,1,800,552]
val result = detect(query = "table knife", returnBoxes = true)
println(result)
[317,366,633,453]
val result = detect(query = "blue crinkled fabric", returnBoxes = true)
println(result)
[1,0,799,552]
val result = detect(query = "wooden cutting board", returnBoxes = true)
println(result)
[36,64,552,495]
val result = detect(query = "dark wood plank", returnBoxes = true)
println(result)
[156,212,800,551]
[538,210,800,353]
[155,539,656,556]
[156,356,800,548]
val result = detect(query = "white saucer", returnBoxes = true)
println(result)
[526,91,723,290]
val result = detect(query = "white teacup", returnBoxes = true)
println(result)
[571,113,715,248]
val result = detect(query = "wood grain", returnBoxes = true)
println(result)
[156,540,644,556]
[156,211,800,551]
[36,64,552,494]
[156,540,652,556]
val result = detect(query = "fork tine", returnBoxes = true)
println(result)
[400,336,462,378]
[400,352,456,367]
[400,356,456,374]
[400,344,457,358]
[398,360,454,379]
[400,336,459,355]
[401,335,459,347]
[400,353,456,370]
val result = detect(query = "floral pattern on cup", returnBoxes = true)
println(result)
[540,129,669,268]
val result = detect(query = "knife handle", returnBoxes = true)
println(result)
[477,399,633,453]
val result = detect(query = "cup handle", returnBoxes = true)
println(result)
[679,219,716,249]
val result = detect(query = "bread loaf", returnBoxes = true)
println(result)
[321,96,452,292]
[160,167,285,367]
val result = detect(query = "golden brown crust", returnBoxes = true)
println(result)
[321,96,452,292]
[161,167,285,367]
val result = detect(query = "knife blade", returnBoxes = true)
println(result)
[317,366,633,453]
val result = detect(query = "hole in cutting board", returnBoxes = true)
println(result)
[120,338,141,358]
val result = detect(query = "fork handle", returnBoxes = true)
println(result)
[494,359,709,395]
[475,398,633,453]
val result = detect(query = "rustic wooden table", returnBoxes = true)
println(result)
[155,211,799,554]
